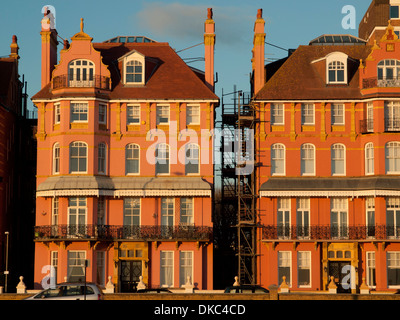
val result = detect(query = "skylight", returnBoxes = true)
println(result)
[103,36,156,43]
[309,34,366,46]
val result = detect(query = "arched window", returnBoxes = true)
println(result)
[53,143,60,174]
[328,61,345,83]
[98,143,107,174]
[68,59,94,87]
[185,143,199,175]
[69,141,88,173]
[331,144,346,176]
[378,59,400,80]
[271,143,285,176]
[301,144,315,176]
[155,143,170,175]
[386,141,400,174]
[125,60,143,84]
[125,144,139,174]
[365,142,374,175]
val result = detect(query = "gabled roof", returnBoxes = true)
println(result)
[254,44,372,101]
[32,41,219,101]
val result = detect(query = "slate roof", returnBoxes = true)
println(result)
[32,42,219,101]
[254,44,373,101]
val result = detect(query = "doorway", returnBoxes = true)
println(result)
[119,260,142,293]
[328,261,351,293]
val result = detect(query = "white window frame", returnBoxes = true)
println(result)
[161,198,174,227]
[271,103,284,125]
[53,142,60,174]
[155,143,170,175]
[365,142,374,175]
[98,104,107,125]
[185,143,200,175]
[96,251,106,287]
[330,198,348,239]
[51,251,58,284]
[67,197,87,230]
[160,251,174,287]
[296,198,310,239]
[122,51,145,86]
[125,60,143,84]
[98,142,107,175]
[301,104,314,125]
[278,251,292,287]
[127,105,141,125]
[125,143,140,175]
[97,197,106,225]
[367,102,374,132]
[156,105,170,125]
[179,251,193,287]
[386,198,400,239]
[186,105,200,125]
[386,141,400,174]
[54,103,61,124]
[366,251,376,288]
[301,143,315,176]
[68,59,95,87]
[331,143,346,176]
[123,198,141,226]
[331,104,345,125]
[67,251,86,282]
[326,52,348,84]
[366,197,375,238]
[70,102,89,123]
[180,198,194,225]
[385,101,400,131]
[387,252,400,288]
[277,198,291,239]
[271,143,285,176]
[297,251,311,288]
[69,141,88,173]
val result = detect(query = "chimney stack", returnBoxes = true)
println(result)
[204,8,216,92]
[10,35,19,59]
[40,7,58,88]
[252,9,265,95]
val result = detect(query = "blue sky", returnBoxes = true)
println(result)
[0,0,371,112]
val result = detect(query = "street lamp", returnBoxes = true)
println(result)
[4,231,9,293]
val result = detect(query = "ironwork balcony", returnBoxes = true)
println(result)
[52,74,111,90]
[362,76,400,89]
[34,224,213,241]
[262,225,400,241]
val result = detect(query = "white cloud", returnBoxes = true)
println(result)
[135,2,253,46]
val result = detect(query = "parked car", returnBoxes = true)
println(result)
[24,282,104,300]
[137,288,172,293]
[224,285,269,293]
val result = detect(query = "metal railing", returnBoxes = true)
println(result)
[359,119,374,133]
[362,76,400,89]
[262,225,400,241]
[52,74,111,90]
[34,224,213,241]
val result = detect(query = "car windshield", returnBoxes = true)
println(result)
[35,288,62,298]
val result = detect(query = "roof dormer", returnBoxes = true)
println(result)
[325,52,349,85]
[119,50,145,86]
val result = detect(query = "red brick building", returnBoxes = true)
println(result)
[32,10,218,291]
[252,1,400,293]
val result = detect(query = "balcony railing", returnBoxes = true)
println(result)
[34,224,212,241]
[262,225,400,241]
[52,74,111,90]
[362,76,400,89]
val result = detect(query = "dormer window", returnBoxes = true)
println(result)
[126,60,143,83]
[328,61,345,83]
[325,52,348,85]
[68,59,94,87]
[120,50,145,86]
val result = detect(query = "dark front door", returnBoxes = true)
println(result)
[120,260,142,293]
[328,261,351,293]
